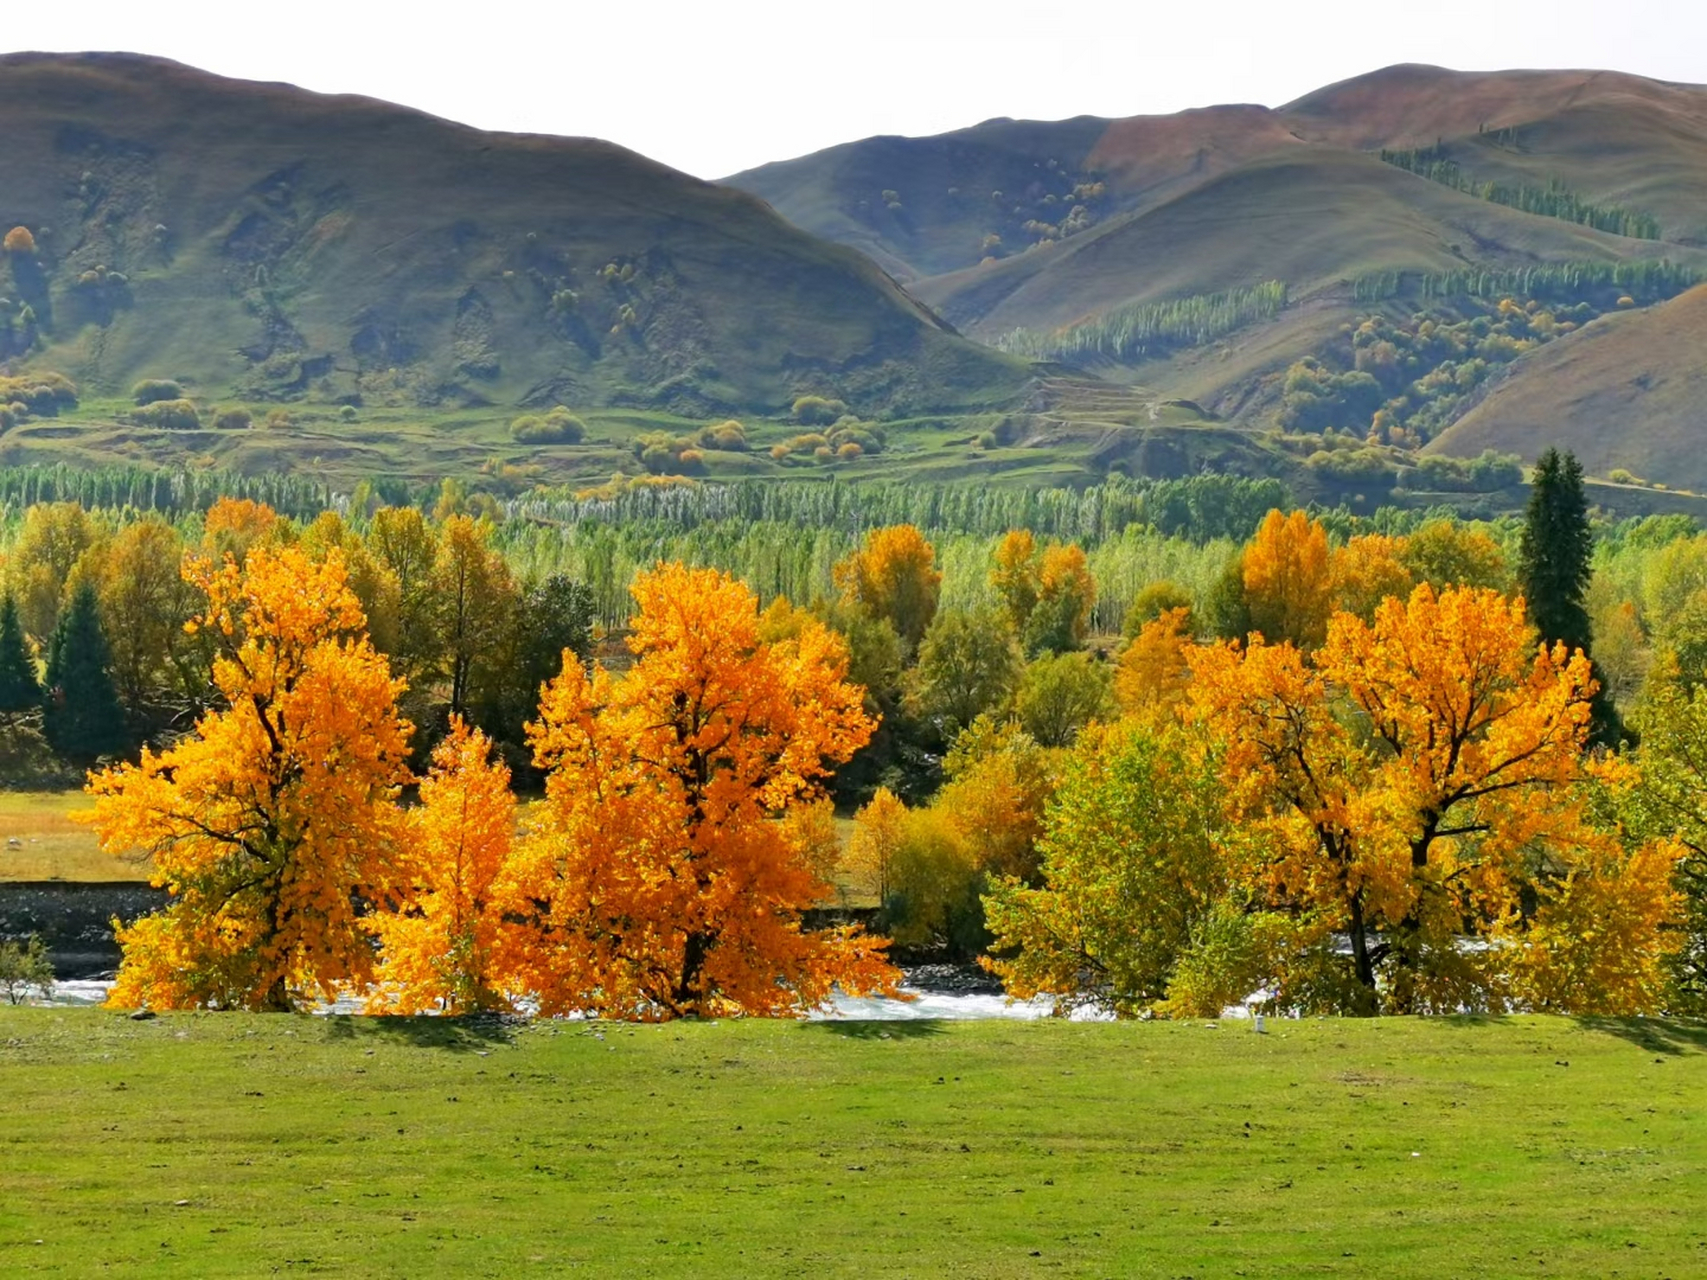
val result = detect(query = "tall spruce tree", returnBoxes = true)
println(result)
[41,580,128,764]
[1518,447,1619,744]
[0,595,39,715]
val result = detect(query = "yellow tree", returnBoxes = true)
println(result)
[1242,509,1331,647]
[833,524,941,651]
[83,547,412,1012]
[847,787,907,904]
[1028,543,1097,654]
[1328,533,1414,622]
[365,718,515,1014]
[501,564,900,1019]
[200,497,282,563]
[1191,583,1679,1014]
[434,514,516,720]
[990,530,1040,632]
[1114,606,1195,721]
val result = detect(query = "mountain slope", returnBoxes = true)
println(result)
[1427,284,1707,488]
[0,53,1026,416]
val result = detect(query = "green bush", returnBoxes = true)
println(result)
[791,395,848,426]
[212,407,253,431]
[0,935,54,1005]
[132,379,184,406]
[132,398,201,430]
[511,407,587,445]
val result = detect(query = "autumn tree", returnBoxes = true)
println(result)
[95,518,202,718]
[365,718,515,1014]
[367,505,447,690]
[42,581,128,764]
[989,531,1096,654]
[1025,543,1097,655]
[1328,533,1413,622]
[8,502,97,642]
[1114,606,1194,722]
[84,548,412,1012]
[833,524,941,652]
[501,563,899,1019]
[1242,509,1331,647]
[847,786,907,904]
[990,530,1040,632]
[435,514,515,721]
[200,497,282,563]
[1399,519,1508,592]
[1190,584,1678,1014]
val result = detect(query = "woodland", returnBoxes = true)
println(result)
[0,447,1702,1021]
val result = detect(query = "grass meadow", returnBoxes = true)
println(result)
[0,1010,1701,1277]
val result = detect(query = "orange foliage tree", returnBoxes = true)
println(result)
[500,563,901,1019]
[84,547,412,1011]
[989,530,1096,653]
[1242,509,1331,647]
[1328,532,1414,622]
[1189,583,1679,1014]
[833,524,941,651]
[365,717,515,1014]
[1114,606,1194,721]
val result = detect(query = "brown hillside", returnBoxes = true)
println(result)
[1279,64,1707,150]
[1429,284,1707,487]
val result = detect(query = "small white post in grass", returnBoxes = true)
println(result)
[1247,988,1274,1034]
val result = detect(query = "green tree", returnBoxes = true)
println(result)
[1014,651,1112,747]
[41,580,128,764]
[983,722,1238,1017]
[1520,448,1593,655]
[0,595,39,715]
[1519,447,1619,742]
[908,607,1021,740]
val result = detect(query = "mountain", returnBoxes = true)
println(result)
[1428,283,1707,490]
[0,52,1026,419]
[728,65,1707,445]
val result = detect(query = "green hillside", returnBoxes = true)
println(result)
[0,53,1026,422]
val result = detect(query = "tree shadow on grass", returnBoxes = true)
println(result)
[804,1019,947,1040]
[322,1012,519,1053]
[1574,1016,1707,1056]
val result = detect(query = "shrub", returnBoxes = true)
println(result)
[1608,468,1638,486]
[339,405,358,422]
[0,935,53,1004]
[813,445,835,464]
[511,408,586,445]
[132,379,184,406]
[131,398,201,430]
[837,441,864,460]
[213,407,253,431]
[791,394,848,426]
[2,227,36,254]
[697,419,748,451]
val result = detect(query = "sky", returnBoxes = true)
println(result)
[7,0,1706,178]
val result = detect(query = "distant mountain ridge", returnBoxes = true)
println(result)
[726,64,1707,485]
[0,52,1025,417]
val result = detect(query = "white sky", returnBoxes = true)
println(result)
[7,0,1706,178]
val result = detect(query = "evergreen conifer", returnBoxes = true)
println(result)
[41,580,127,764]
[1519,447,1619,744]
[0,595,39,714]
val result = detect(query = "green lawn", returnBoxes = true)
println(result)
[0,1011,1702,1276]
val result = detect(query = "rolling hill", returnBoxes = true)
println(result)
[1428,283,1707,486]
[728,64,1707,468]
[0,52,1027,420]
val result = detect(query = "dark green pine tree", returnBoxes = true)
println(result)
[41,580,128,765]
[0,595,39,715]
[1518,447,1620,745]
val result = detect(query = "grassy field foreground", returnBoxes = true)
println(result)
[0,1013,1703,1276]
